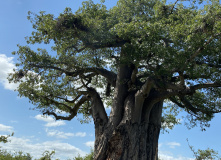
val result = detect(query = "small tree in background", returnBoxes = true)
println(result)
[9,0,221,159]
[0,132,14,144]
[187,139,221,160]
[74,149,94,160]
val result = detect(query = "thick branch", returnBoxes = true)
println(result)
[133,77,154,123]
[190,82,221,90]
[170,96,221,115]
[169,96,201,115]
[152,82,221,103]
[178,96,198,114]
[109,63,133,127]
[87,88,108,125]
[50,95,81,103]
[43,96,88,121]
[43,111,75,121]
[29,63,117,86]
[44,97,72,112]
[169,97,186,108]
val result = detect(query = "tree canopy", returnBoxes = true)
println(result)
[9,0,221,130]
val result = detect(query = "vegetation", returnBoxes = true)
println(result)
[0,149,93,160]
[0,146,220,160]
[0,149,32,160]
[0,133,14,144]
[74,149,94,160]
[8,0,221,159]
[187,139,221,160]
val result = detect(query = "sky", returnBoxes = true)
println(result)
[0,0,221,160]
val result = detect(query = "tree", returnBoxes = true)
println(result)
[9,0,221,159]
[0,133,14,144]
[187,139,221,160]
[0,149,32,160]
[74,149,94,160]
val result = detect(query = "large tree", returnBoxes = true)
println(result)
[9,0,221,159]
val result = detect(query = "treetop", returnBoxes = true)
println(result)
[9,0,221,128]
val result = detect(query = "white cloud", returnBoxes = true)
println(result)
[159,155,193,160]
[75,132,86,137]
[35,114,66,127]
[85,141,94,148]
[0,54,18,90]
[46,129,74,139]
[159,151,194,160]
[46,129,86,139]
[0,136,86,159]
[0,124,13,132]
[167,142,181,149]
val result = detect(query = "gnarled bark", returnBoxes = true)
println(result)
[93,100,163,160]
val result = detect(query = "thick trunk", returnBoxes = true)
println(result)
[92,49,163,160]
[93,101,163,160]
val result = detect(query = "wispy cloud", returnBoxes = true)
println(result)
[10,120,18,123]
[85,141,94,148]
[0,54,18,91]
[0,136,86,159]
[75,132,86,137]
[166,142,181,149]
[35,114,66,127]
[45,129,86,139]
[0,124,13,132]
[159,151,194,160]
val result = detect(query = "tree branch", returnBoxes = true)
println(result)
[87,88,108,126]
[195,61,221,68]
[178,95,198,114]
[171,74,210,82]
[170,0,179,14]
[49,95,81,103]
[155,81,221,102]
[109,62,133,127]
[132,77,154,123]
[188,33,221,63]
[170,96,221,116]
[43,95,89,121]
[190,82,221,90]
[44,97,72,112]
[83,38,130,50]
[28,63,117,86]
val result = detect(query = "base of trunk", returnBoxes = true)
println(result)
[94,122,160,160]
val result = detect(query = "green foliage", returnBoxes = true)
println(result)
[38,150,56,160]
[187,139,221,160]
[161,104,182,132]
[0,132,14,144]
[0,149,32,160]
[0,149,93,160]
[8,0,221,128]
[0,136,10,144]
[74,149,94,160]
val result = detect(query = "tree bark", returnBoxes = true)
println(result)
[93,100,163,160]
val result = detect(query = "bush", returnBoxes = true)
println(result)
[0,148,94,160]
[74,149,94,160]
[0,149,32,160]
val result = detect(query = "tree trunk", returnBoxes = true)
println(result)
[93,101,163,160]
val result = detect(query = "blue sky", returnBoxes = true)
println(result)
[0,0,221,159]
